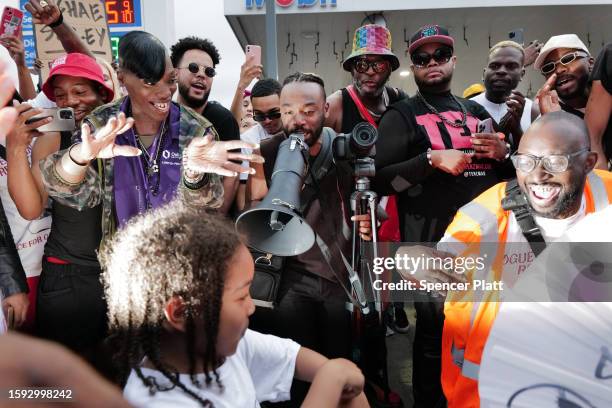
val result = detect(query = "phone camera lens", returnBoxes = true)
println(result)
[59,110,73,120]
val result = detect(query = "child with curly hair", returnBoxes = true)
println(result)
[101,201,368,407]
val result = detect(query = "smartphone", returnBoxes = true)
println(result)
[508,29,524,45]
[6,305,14,330]
[0,6,23,37]
[25,108,76,133]
[477,118,494,134]
[246,44,262,66]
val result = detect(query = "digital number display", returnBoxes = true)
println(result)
[110,36,120,60]
[105,0,140,26]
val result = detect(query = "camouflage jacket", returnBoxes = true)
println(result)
[39,98,224,246]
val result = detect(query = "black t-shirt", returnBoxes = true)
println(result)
[340,86,408,133]
[202,101,240,141]
[591,43,612,163]
[375,91,512,242]
[592,43,612,93]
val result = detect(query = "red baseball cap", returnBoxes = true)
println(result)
[42,53,115,103]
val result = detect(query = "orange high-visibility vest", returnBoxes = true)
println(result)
[441,170,612,408]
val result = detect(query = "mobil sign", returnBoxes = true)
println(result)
[245,0,337,9]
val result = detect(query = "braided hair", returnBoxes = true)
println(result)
[100,201,242,407]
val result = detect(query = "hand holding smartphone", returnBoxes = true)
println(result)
[477,118,494,134]
[0,7,24,38]
[25,107,76,133]
[245,45,262,66]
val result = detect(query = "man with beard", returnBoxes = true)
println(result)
[473,41,539,146]
[170,37,241,213]
[326,24,409,340]
[436,111,612,407]
[247,72,371,407]
[374,25,511,408]
[536,35,612,172]
[326,24,406,133]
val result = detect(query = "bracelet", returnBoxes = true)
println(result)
[426,148,433,167]
[60,152,89,178]
[68,144,89,166]
[48,12,64,28]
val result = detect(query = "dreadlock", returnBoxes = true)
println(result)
[100,201,242,407]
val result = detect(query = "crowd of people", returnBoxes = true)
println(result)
[1,0,611,407]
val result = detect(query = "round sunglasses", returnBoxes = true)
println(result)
[411,47,453,68]
[354,59,390,74]
[179,62,216,78]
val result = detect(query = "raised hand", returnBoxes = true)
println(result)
[70,113,139,163]
[183,135,264,177]
[0,35,26,67]
[523,40,543,67]
[239,56,263,89]
[25,0,62,26]
[536,73,562,115]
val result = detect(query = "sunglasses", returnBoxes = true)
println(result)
[540,51,587,75]
[180,63,216,78]
[354,59,390,74]
[411,47,453,68]
[510,148,589,173]
[253,110,281,122]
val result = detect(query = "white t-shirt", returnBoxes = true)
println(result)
[123,329,301,408]
[240,124,274,181]
[0,142,52,279]
[472,93,533,142]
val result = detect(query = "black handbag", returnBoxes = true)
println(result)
[249,250,284,309]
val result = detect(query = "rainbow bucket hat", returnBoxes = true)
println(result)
[342,24,400,72]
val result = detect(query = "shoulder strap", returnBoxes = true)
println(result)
[501,179,545,255]
[346,85,378,128]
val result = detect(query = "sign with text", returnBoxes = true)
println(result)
[19,0,36,68]
[34,0,111,80]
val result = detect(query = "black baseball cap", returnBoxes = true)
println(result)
[408,25,454,55]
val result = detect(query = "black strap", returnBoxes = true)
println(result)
[501,179,545,256]
[0,145,6,161]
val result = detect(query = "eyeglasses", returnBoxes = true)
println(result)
[354,59,390,74]
[179,63,216,78]
[253,110,281,122]
[411,47,453,68]
[510,148,589,173]
[540,51,587,75]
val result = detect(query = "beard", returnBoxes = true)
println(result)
[528,180,583,219]
[414,70,453,91]
[178,82,209,109]
[556,73,590,100]
[353,72,391,97]
[284,118,324,148]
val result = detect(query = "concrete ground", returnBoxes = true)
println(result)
[386,302,416,408]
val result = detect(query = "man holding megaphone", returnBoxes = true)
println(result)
[243,72,372,407]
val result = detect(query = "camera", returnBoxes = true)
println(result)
[59,109,74,120]
[332,122,378,161]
